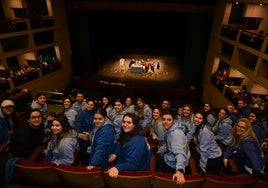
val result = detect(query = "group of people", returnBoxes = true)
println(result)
[128,58,160,73]
[172,99,268,184]
[0,89,268,186]
[0,91,154,186]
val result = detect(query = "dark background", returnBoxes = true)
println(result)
[67,9,214,88]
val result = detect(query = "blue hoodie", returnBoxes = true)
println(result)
[74,109,94,133]
[109,109,126,139]
[45,130,79,165]
[252,121,267,146]
[188,124,222,169]
[114,135,152,172]
[158,123,190,173]
[0,112,9,145]
[224,138,265,172]
[212,116,233,146]
[0,110,15,144]
[88,121,116,170]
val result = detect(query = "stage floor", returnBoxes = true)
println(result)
[89,54,183,89]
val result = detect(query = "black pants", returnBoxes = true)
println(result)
[155,154,190,174]
[75,139,89,166]
[191,149,223,172]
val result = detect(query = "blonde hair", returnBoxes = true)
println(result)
[231,118,257,148]
[181,104,194,122]
[135,97,146,118]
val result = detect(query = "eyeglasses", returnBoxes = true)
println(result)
[4,106,14,110]
[236,124,248,130]
[30,115,42,120]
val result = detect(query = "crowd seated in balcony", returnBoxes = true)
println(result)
[0,86,268,187]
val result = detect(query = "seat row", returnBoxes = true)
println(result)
[10,159,268,188]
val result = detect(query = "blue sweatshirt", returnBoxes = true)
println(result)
[224,138,265,172]
[114,135,152,172]
[89,121,116,170]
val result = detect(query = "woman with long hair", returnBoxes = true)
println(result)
[107,113,152,177]
[188,111,223,176]
[44,114,79,165]
[211,108,233,148]
[109,98,126,139]
[248,109,267,147]
[86,108,115,170]
[151,107,165,145]
[178,104,194,135]
[63,97,77,127]
[223,118,268,181]
[134,97,152,128]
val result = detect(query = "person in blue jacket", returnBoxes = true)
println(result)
[236,99,250,119]
[187,111,223,176]
[211,108,233,148]
[134,98,152,128]
[44,114,79,165]
[63,97,77,127]
[156,110,190,186]
[74,99,95,133]
[107,113,152,177]
[0,100,17,145]
[86,108,116,170]
[248,109,267,147]
[109,99,126,140]
[74,99,96,165]
[227,104,237,126]
[223,118,268,181]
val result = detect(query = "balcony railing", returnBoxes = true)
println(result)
[221,24,239,41]
[239,30,265,51]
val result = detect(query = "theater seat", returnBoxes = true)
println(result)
[202,175,257,188]
[103,171,153,188]
[153,172,205,188]
[253,179,268,188]
[12,160,61,187]
[54,164,105,188]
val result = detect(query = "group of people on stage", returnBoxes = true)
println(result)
[128,58,160,73]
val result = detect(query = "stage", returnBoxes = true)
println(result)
[72,54,203,106]
[89,54,183,89]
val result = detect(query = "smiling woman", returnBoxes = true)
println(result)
[86,107,116,170]
[223,118,268,181]
[107,113,153,178]
[44,114,79,165]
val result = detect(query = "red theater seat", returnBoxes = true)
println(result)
[203,174,257,188]
[153,172,205,188]
[54,164,105,188]
[12,160,61,187]
[103,170,153,188]
[253,179,268,188]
